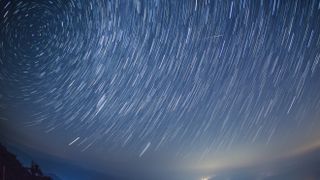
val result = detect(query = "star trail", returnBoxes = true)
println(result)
[1,0,320,179]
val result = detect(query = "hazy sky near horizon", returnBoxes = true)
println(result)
[1,0,320,179]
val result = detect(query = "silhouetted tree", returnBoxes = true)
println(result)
[30,161,43,176]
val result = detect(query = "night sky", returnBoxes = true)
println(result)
[1,0,320,179]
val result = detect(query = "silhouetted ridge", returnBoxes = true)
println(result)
[0,144,52,180]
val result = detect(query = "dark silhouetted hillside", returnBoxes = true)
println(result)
[0,144,52,180]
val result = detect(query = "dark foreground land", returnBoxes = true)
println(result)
[0,143,52,180]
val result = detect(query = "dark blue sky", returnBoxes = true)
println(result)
[1,0,320,179]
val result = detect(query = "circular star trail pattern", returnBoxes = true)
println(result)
[1,0,320,160]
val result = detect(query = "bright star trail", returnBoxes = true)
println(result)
[1,0,320,179]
